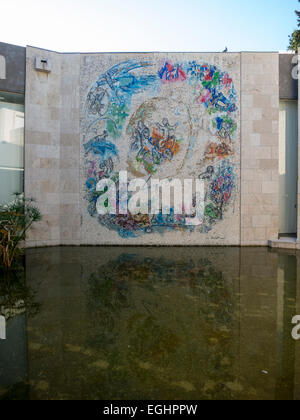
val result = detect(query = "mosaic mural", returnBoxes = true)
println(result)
[81,56,239,239]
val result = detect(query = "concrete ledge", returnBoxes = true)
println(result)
[268,237,297,250]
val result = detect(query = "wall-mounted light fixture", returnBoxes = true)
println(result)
[35,57,51,73]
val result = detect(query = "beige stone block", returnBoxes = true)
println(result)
[32,158,60,169]
[60,227,80,241]
[60,228,73,241]
[26,130,51,145]
[38,203,60,215]
[26,117,60,135]
[60,214,81,226]
[253,228,267,241]
[266,228,279,241]
[241,227,266,242]
[61,193,79,205]
[60,159,78,170]
[25,180,40,196]
[240,205,251,216]
[255,147,272,159]
[258,159,278,170]
[51,227,60,240]
[272,147,279,159]
[242,204,277,217]
[26,168,60,182]
[60,119,79,134]
[26,104,49,121]
[262,181,278,194]
[242,63,264,74]
[253,94,271,108]
[257,204,278,215]
[45,193,60,205]
[243,107,262,121]
[254,73,278,87]
[249,133,260,146]
[242,169,255,181]
[260,133,277,146]
[243,159,260,169]
[50,107,60,121]
[271,95,279,108]
[252,215,272,228]
[247,181,262,194]
[60,107,74,122]
[36,145,60,160]
[61,133,77,146]
[241,53,256,64]
[251,85,279,96]
[272,120,279,134]
[262,108,279,121]
[60,179,79,194]
[40,180,60,193]
[242,194,274,207]
[253,120,273,134]
[272,169,278,181]
[241,181,249,194]
[242,94,253,108]
[60,147,79,164]
[241,144,255,155]
[242,73,255,86]
[241,121,253,133]
[241,215,252,228]
[253,169,272,181]
[60,204,80,215]
[241,228,255,242]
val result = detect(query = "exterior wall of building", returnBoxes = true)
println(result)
[0,42,25,94]
[241,53,279,246]
[25,47,81,247]
[24,47,281,247]
[25,47,62,247]
[279,53,298,100]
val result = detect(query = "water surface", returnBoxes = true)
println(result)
[1,246,300,400]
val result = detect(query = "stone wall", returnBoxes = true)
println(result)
[25,48,280,247]
[240,53,279,246]
[25,47,81,247]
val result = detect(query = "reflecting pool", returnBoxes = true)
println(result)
[1,246,300,400]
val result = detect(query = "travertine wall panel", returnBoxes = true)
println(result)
[25,47,62,247]
[241,53,279,246]
[25,48,81,247]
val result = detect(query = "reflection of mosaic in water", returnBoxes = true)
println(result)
[82,59,239,238]
[2,247,298,400]
[83,253,237,399]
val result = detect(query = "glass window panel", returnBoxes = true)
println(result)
[0,91,24,204]
[0,168,24,205]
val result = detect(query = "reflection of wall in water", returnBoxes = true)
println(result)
[0,315,27,389]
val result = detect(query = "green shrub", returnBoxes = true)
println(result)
[0,194,41,269]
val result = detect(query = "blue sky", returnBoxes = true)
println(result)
[1,0,299,52]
